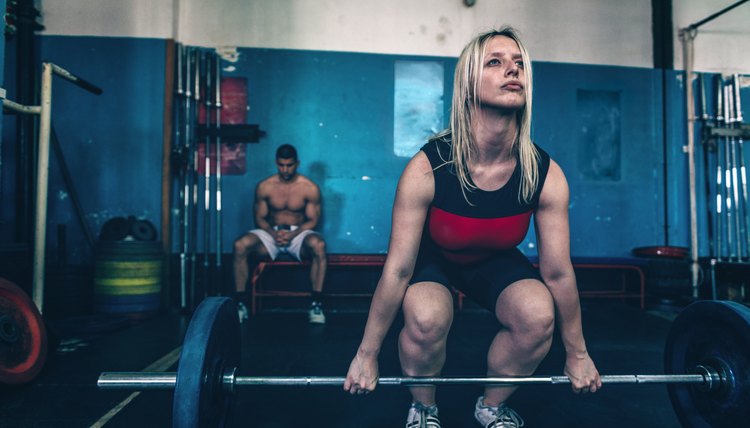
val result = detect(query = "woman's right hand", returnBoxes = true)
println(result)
[343,353,379,395]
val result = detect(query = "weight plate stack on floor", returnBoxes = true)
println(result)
[93,240,163,317]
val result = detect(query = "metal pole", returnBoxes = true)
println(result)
[31,63,54,313]
[97,372,710,390]
[699,74,714,258]
[716,75,725,261]
[684,0,750,31]
[214,55,223,276]
[733,74,749,259]
[679,29,701,298]
[189,49,201,305]
[203,51,213,294]
[180,46,192,310]
[724,85,736,260]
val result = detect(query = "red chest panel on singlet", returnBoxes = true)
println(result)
[429,208,532,251]
[421,139,550,264]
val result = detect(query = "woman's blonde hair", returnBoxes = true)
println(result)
[432,26,539,204]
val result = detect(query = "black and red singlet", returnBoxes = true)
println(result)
[422,138,551,265]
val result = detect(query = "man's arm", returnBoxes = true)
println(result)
[253,181,274,233]
[291,181,321,237]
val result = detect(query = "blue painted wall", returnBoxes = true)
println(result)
[2,36,747,263]
[1,36,165,262]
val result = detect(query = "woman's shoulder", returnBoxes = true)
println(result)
[420,135,452,167]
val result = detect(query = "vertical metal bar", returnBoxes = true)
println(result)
[190,49,201,303]
[734,74,749,259]
[716,75,725,260]
[699,74,714,257]
[32,63,54,312]
[680,30,701,298]
[215,55,223,274]
[180,45,192,309]
[203,51,213,294]
[723,84,736,260]
[728,84,742,258]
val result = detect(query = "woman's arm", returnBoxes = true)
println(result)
[534,160,602,393]
[344,152,435,394]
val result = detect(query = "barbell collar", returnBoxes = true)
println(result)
[98,372,711,390]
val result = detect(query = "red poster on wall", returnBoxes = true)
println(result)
[197,77,248,175]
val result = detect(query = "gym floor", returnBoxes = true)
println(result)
[0,297,687,428]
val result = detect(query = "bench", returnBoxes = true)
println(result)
[250,254,386,315]
[250,254,646,315]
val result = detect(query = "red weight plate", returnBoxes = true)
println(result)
[632,246,690,259]
[0,278,48,384]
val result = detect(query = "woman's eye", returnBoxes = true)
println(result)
[515,61,525,69]
[487,58,501,66]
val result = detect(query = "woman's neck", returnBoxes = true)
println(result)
[471,108,518,164]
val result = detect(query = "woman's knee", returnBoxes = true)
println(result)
[498,284,555,344]
[402,287,453,345]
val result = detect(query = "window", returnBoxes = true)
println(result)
[393,61,444,157]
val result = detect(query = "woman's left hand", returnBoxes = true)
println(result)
[564,351,602,394]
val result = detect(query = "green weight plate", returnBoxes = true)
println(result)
[173,297,240,428]
[94,283,161,296]
[665,300,750,428]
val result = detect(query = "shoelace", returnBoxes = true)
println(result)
[490,403,524,428]
[408,402,439,428]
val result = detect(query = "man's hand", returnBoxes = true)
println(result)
[274,230,291,246]
[564,351,601,394]
[343,354,379,395]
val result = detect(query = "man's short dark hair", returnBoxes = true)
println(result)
[276,144,298,160]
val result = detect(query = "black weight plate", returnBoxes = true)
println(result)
[0,278,48,384]
[100,217,131,241]
[173,297,240,428]
[665,300,750,428]
[131,220,157,241]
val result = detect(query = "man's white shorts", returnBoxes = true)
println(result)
[249,226,319,261]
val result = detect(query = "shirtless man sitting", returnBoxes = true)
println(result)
[233,144,328,324]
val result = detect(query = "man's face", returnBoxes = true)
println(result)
[276,157,299,181]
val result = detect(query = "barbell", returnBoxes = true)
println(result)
[97,297,750,428]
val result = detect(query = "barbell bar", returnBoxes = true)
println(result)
[97,297,750,428]
[98,371,714,389]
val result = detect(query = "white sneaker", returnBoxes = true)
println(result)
[406,402,441,428]
[308,303,326,324]
[237,301,249,323]
[474,396,524,427]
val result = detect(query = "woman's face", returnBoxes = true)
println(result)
[477,35,526,111]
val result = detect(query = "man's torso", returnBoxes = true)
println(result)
[259,175,316,226]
